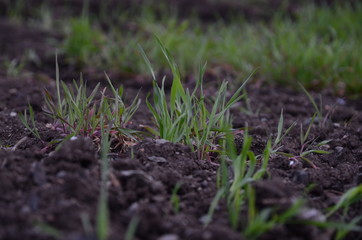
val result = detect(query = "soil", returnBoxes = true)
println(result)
[1,1,362,240]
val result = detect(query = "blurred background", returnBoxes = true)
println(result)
[0,0,361,96]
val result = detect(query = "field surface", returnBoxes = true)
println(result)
[0,1,361,240]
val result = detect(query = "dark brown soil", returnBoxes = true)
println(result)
[1,1,362,240]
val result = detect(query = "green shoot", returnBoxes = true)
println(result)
[171,183,182,214]
[18,104,42,142]
[334,216,362,240]
[274,111,331,168]
[205,130,272,229]
[125,216,139,240]
[299,82,335,127]
[299,82,322,120]
[96,116,112,240]
[272,109,296,152]
[240,89,261,116]
[326,184,362,218]
[34,222,63,239]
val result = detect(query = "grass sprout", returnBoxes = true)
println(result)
[125,216,139,240]
[42,56,140,150]
[96,116,112,240]
[18,104,42,142]
[243,193,304,240]
[299,82,335,127]
[272,109,296,153]
[239,89,261,117]
[326,184,362,218]
[140,36,250,159]
[205,130,271,229]
[171,183,182,214]
[276,113,331,168]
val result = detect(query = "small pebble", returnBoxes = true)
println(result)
[335,146,343,153]
[9,88,18,94]
[10,112,17,117]
[147,156,167,163]
[157,234,179,240]
[299,208,326,222]
[336,98,346,105]
[201,180,208,188]
[155,139,169,145]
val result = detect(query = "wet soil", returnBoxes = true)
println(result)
[1,1,362,240]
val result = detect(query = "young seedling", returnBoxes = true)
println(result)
[243,187,305,240]
[125,216,140,240]
[239,89,261,117]
[170,183,182,214]
[96,116,112,240]
[139,35,251,159]
[276,113,331,168]
[271,109,297,154]
[297,185,362,240]
[204,130,271,229]
[18,104,42,142]
[299,82,335,128]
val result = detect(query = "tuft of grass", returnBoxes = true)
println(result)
[140,36,250,159]
[20,56,140,151]
[18,104,42,142]
[42,56,140,150]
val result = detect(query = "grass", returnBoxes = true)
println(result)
[140,36,250,159]
[206,130,362,239]
[63,16,104,65]
[4,1,362,95]
[170,183,182,214]
[275,113,331,168]
[7,1,362,239]
[204,130,271,230]
[96,116,112,240]
[18,104,42,142]
[35,2,360,96]
[39,56,141,149]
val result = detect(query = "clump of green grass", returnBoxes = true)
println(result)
[63,16,104,65]
[140,36,250,159]
[21,56,140,150]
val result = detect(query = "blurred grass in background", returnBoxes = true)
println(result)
[1,0,361,96]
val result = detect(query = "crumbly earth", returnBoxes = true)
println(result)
[0,1,362,240]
